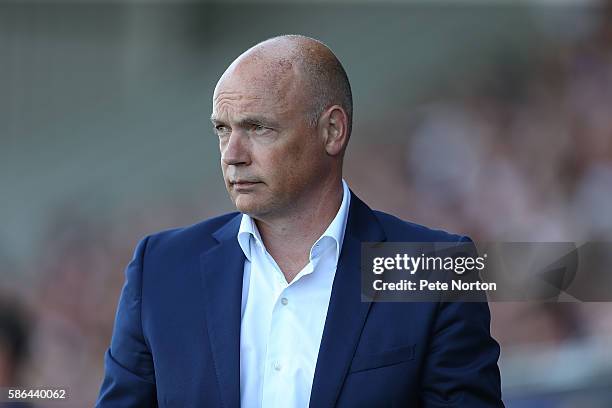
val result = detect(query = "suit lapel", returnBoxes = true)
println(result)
[200,214,244,408]
[309,192,387,408]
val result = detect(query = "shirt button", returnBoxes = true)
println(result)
[273,361,282,371]
[280,297,288,306]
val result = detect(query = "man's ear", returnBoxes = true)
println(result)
[319,105,349,156]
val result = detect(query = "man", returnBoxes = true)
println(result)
[97,35,503,407]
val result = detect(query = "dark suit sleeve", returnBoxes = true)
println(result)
[96,237,158,407]
[420,237,504,408]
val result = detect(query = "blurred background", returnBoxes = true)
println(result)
[2,0,612,406]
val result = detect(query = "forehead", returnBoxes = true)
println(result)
[212,60,302,120]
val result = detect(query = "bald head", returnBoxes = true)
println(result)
[217,34,353,136]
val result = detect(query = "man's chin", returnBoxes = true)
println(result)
[233,195,266,216]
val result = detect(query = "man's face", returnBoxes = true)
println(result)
[211,62,328,219]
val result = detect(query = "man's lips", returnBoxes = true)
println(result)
[230,180,261,185]
[229,180,262,190]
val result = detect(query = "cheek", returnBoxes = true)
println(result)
[253,146,290,174]
[252,131,320,184]
[284,142,321,187]
[268,146,301,179]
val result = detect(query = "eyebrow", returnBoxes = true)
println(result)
[210,115,278,128]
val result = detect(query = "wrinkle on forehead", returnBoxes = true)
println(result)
[213,59,302,120]
[212,88,292,123]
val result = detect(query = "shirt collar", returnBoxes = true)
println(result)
[237,212,262,262]
[237,179,351,264]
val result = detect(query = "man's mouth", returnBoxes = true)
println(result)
[230,180,262,190]
[231,180,261,185]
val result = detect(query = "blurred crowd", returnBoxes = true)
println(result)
[400,3,612,349]
[2,4,612,407]
[404,9,612,243]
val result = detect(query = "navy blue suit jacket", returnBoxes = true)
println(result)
[97,191,503,407]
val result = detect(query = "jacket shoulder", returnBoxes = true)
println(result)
[372,210,468,243]
[141,212,240,255]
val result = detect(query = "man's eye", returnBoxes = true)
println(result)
[215,125,230,136]
[251,124,269,135]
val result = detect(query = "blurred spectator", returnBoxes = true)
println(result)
[0,296,30,387]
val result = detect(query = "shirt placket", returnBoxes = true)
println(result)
[261,254,292,408]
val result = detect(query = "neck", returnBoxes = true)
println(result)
[254,177,344,281]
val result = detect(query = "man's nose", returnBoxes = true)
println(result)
[221,131,250,166]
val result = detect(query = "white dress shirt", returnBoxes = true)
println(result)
[238,180,351,408]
